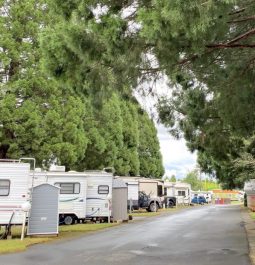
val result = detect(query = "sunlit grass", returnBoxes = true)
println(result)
[131,211,160,217]
[131,205,190,217]
[0,223,118,255]
[250,212,255,220]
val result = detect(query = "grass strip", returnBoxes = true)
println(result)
[0,223,118,255]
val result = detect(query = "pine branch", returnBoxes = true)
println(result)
[226,28,255,44]
[228,8,246,16]
[227,16,255,23]
[206,43,255,48]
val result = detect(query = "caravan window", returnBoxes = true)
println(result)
[98,185,109,194]
[55,183,80,194]
[0,180,10,196]
[178,190,186,196]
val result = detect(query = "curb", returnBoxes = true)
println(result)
[241,208,255,265]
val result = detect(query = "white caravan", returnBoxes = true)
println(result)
[0,160,30,225]
[32,169,113,223]
[85,171,113,221]
[32,170,87,225]
[164,181,192,205]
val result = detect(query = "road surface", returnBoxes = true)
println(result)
[0,205,251,265]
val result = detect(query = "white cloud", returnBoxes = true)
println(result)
[157,124,197,179]
[135,75,197,179]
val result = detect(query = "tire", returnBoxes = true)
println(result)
[168,200,175,208]
[63,215,74,225]
[149,202,158,212]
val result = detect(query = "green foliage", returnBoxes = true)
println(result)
[170,175,176,182]
[183,170,201,191]
[38,1,165,176]
[183,170,220,191]
[138,110,165,178]
[114,100,140,176]
[0,0,88,168]
[150,0,255,187]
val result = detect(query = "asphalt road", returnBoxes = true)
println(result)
[0,205,251,265]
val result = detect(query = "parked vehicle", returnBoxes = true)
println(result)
[164,181,192,205]
[138,178,164,211]
[85,170,113,222]
[191,191,213,204]
[117,177,164,211]
[191,196,207,205]
[0,160,31,226]
[165,196,177,207]
[32,168,113,224]
[32,169,88,225]
[138,191,162,212]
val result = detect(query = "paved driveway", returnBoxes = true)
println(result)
[0,205,251,265]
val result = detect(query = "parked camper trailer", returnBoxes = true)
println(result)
[85,171,113,221]
[32,170,87,225]
[116,177,164,211]
[0,161,30,226]
[32,169,113,223]
[164,182,191,206]
[138,178,163,211]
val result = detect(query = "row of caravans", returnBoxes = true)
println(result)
[117,177,192,209]
[0,161,113,226]
[0,159,193,227]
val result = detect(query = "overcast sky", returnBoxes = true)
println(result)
[157,124,197,179]
[136,76,197,179]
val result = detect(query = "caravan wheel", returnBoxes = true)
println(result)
[63,215,74,225]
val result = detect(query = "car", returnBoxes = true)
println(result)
[191,196,207,205]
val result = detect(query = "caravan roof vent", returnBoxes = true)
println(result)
[49,165,66,172]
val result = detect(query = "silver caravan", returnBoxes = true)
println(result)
[0,160,30,225]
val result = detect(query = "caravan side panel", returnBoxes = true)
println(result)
[86,174,113,218]
[47,175,87,220]
[0,163,30,225]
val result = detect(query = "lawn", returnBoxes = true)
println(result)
[130,205,187,218]
[131,210,160,217]
[0,223,118,255]
[250,211,255,220]
[231,201,242,205]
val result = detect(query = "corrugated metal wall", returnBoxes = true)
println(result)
[27,184,59,235]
